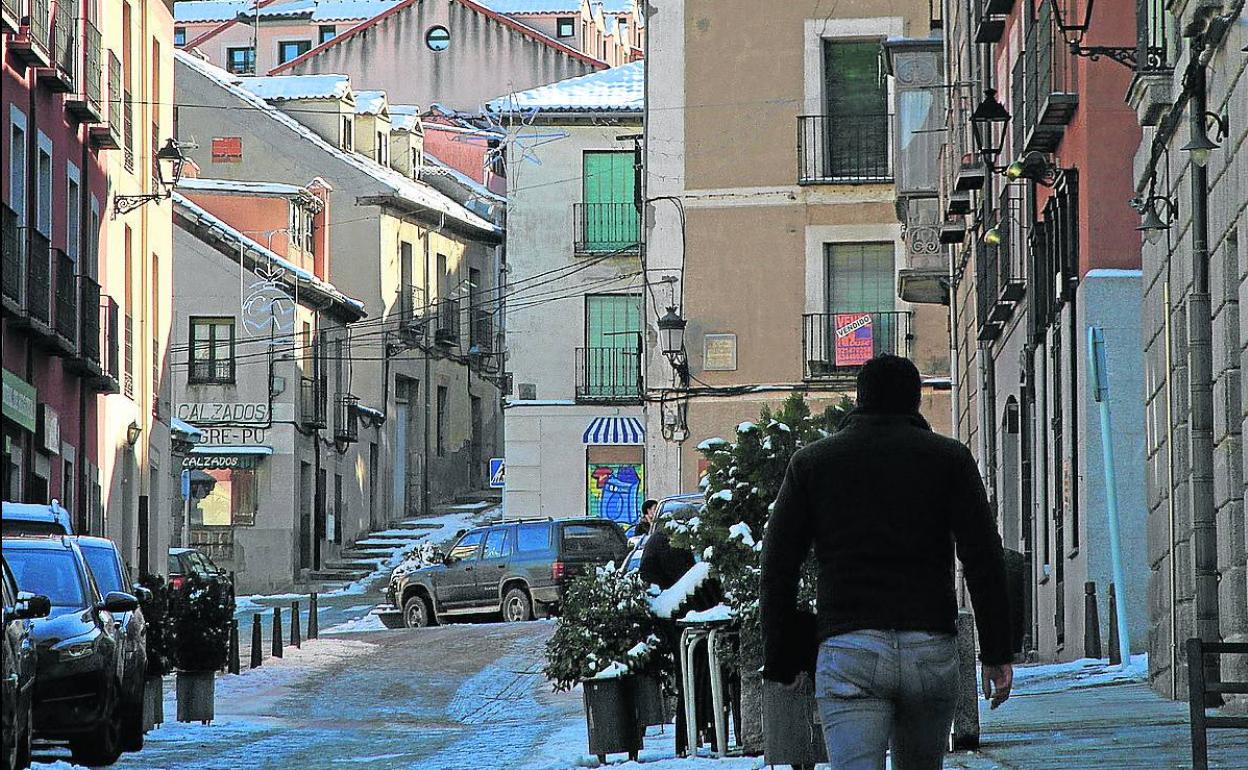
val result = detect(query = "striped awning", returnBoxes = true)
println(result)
[582,416,645,445]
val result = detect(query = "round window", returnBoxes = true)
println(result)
[426,26,450,51]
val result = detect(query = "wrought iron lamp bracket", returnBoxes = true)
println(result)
[111,191,169,219]
[1067,41,1139,70]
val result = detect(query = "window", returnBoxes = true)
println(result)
[124,227,134,398]
[152,253,160,408]
[277,40,311,64]
[318,25,336,44]
[436,385,448,456]
[517,524,551,553]
[226,47,255,75]
[87,198,100,277]
[819,40,889,180]
[425,25,450,51]
[556,17,575,37]
[583,294,642,400]
[341,116,353,150]
[196,466,258,527]
[66,165,80,260]
[375,130,389,165]
[9,111,27,225]
[174,26,185,46]
[448,530,484,561]
[482,528,510,560]
[189,317,236,383]
[36,139,52,236]
[822,242,897,364]
[580,150,637,251]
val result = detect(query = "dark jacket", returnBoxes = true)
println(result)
[760,411,1013,683]
[639,526,695,591]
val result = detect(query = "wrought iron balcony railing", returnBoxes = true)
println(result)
[78,274,101,367]
[1135,0,1169,72]
[576,345,642,403]
[53,248,77,346]
[435,296,460,345]
[334,394,359,444]
[798,114,893,185]
[802,311,912,380]
[1,205,25,310]
[102,295,120,387]
[49,3,76,89]
[67,16,102,121]
[27,231,52,327]
[573,202,641,255]
[300,377,328,428]
[1023,2,1078,153]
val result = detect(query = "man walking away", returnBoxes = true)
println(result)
[760,355,1013,770]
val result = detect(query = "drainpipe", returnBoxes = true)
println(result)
[1163,279,1178,697]
[1186,63,1220,699]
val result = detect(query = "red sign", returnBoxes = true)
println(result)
[834,313,874,366]
[211,136,242,163]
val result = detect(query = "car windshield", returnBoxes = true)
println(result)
[80,544,125,594]
[660,501,701,521]
[5,549,86,607]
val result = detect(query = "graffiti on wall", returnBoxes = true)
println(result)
[587,463,644,525]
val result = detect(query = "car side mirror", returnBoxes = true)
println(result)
[14,592,51,620]
[100,591,139,614]
[133,585,153,603]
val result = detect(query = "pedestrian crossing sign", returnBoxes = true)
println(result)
[489,458,505,489]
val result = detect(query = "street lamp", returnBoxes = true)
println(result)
[125,421,143,447]
[969,89,1010,171]
[113,138,187,218]
[1047,0,1141,69]
[657,306,690,386]
[1181,112,1228,168]
[1004,151,1065,187]
[1131,194,1178,245]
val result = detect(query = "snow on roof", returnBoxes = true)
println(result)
[177,51,499,235]
[487,60,642,113]
[475,0,584,12]
[388,105,422,132]
[178,177,309,196]
[311,0,404,20]
[238,73,353,101]
[174,0,401,23]
[422,153,506,205]
[173,191,367,315]
[174,0,251,23]
[353,90,388,115]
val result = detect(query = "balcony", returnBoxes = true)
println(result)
[66,274,103,376]
[576,346,642,403]
[798,114,893,185]
[122,90,134,171]
[2,0,20,32]
[26,231,53,336]
[1128,0,1173,127]
[90,51,121,149]
[67,18,103,122]
[1023,2,1078,153]
[973,0,1005,44]
[802,311,912,381]
[573,203,640,255]
[300,377,327,429]
[334,394,359,445]
[434,296,459,346]
[9,0,51,68]
[37,4,75,92]
[91,295,121,393]
[1,205,26,316]
[188,355,233,384]
[954,154,987,192]
[52,248,78,354]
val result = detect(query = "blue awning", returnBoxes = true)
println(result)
[190,445,274,455]
[582,416,644,445]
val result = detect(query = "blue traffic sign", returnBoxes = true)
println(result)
[488,458,505,489]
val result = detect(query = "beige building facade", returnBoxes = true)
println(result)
[644,0,951,497]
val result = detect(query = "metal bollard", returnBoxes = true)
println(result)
[272,607,284,658]
[250,614,263,669]
[1084,581,1102,659]
[308,593,319,640]
[291,601,302,648]
[951,610,981,751]
[228,618,240,674]
[1107,584,1121,665]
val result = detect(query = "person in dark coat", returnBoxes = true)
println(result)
[634,499,659,537]
[761,355,1013,770]
[639,515,695,590]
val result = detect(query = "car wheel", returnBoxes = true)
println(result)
[502,586,532,622]
[70,708,123,766]
[403,595,430,629]
[120,695,145,752]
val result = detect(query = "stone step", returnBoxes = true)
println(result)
[307,568,369,581]
[323,558,383,571]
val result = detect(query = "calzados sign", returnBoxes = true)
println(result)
[182,453,262,470]
[176,402,270,425]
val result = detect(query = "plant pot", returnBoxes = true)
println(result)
[762,677,826,766]
[175,670,216,724]
[142,675,164,731]
[582,675,643,763]
[631,673,665,727]
[739,664,765,754]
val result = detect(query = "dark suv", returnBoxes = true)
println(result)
[3,557,50,770]
[3,537,139,766]
[384,518,629,628]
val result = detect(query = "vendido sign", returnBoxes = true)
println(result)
[2,369,37,433]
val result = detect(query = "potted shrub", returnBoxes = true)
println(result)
[169,574,234,724]
[544,567,663,764]
[138,573,174,731]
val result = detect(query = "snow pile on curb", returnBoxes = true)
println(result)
[1013,653,1149,695]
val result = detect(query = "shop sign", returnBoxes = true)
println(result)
[834,313,874,367]
[182,453,263,470]
[37,404,60,455]
[195,426,269,446]
[176,402,270,425]
[2,369,37,433]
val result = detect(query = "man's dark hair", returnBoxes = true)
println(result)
[642,499,659,515]
[856,355,922,414]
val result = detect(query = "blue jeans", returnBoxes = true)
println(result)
[814,629,959,770]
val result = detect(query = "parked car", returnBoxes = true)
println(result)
[2,557,50,770]
[381,518,630,628]
[1,501,72,537]
[3,537,139,766]
[74,537,149,751]
[167,547,229,592]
